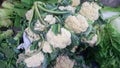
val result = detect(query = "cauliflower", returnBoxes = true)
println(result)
[44,15,56,24]
[83,34,98,47]
[59,5,75,13]
[34,20,45,31]
[65,14,89,33]
[54,55,75,68]
[79,2,101,21]
[25,9,33,21]
[87,34,97,47]
[46,28,71,49]
[25,27,40,42]
[42,41,52,53]
[24,52,44,67]
[71,0,80,7]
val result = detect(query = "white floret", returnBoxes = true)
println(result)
[86,34,98,47]
[25,9,33,21]
[46,28,71,49]
[59,6,66,10]
[42,41,52,53]
[44,15,56,24]
[79,2,101,21]
[59,5,75,13]
[65,14,89,33]
[25,27,40,42]
[71,0,80,7]
[24,52,44,67]
[54,56,75,68]
[34,20,45,31]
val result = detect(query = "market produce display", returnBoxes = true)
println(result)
[0,0,120,68]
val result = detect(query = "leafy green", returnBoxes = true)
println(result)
[2,1,14,9]
[30,40,39,50]
[0,9,13,18]
[13,8,27,17]
[51,24,61,35]
[0,30,13,41]
[21,0,34,5]
[102,6,120,12]
[71,33,80,46]
[96,23,120,68]
[0,19,13,27]
[40,0,58,3]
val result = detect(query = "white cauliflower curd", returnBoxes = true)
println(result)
[25,27,40,42]
[54,56,75,68]
[44,15,56,24]
[65,14,89,33]
[34,20,45,31]
[79,2,101,21]
[46,28,71,49]
[87,34,97,46]
[71,0,80,7]
[42,41,52,53]
[25,9,33,21]
[24,52,44,67]
[84,34,98,47]
[59,5,75,13]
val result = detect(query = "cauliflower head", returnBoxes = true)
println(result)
[44,15,56,24]
[54,55,75,68]
[71,0,80,7]
[34,20,45,31]
[86,34,98,47]
[46,28,71,49]
[42,41,52,53]
[24,52,44,67]
[79,2,101,21]
[65,14,89,33]
[25,27,40,42]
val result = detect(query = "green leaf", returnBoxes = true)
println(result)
[41,0,58,3]
[96,23,120,67]
[0,30,13,41]
[0,9,13,18]
[14,8,27,17]
[14,15,21,27]
[71,33,80,46]
[102,6,120,12]
[51,24,61,35]
[21,0,34,5]
[0,52,6,60]
[30,41,39,50]
[2,1,14,9]
[0,19,13,28]
[0,61,6,68]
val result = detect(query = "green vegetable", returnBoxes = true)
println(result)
[110,17,120,33]
[36,2,69,14]
[0,30,13,41]
[2,1,14,9]
[0,9,13,18]
[102,6,120,12]
[96,23,120,68]
[0,19,13,27]
[14,32,22,40]
[51,24,61,35]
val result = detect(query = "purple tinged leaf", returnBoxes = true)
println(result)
[17,32,31,50]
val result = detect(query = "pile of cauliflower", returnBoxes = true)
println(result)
[17,0,101,68]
